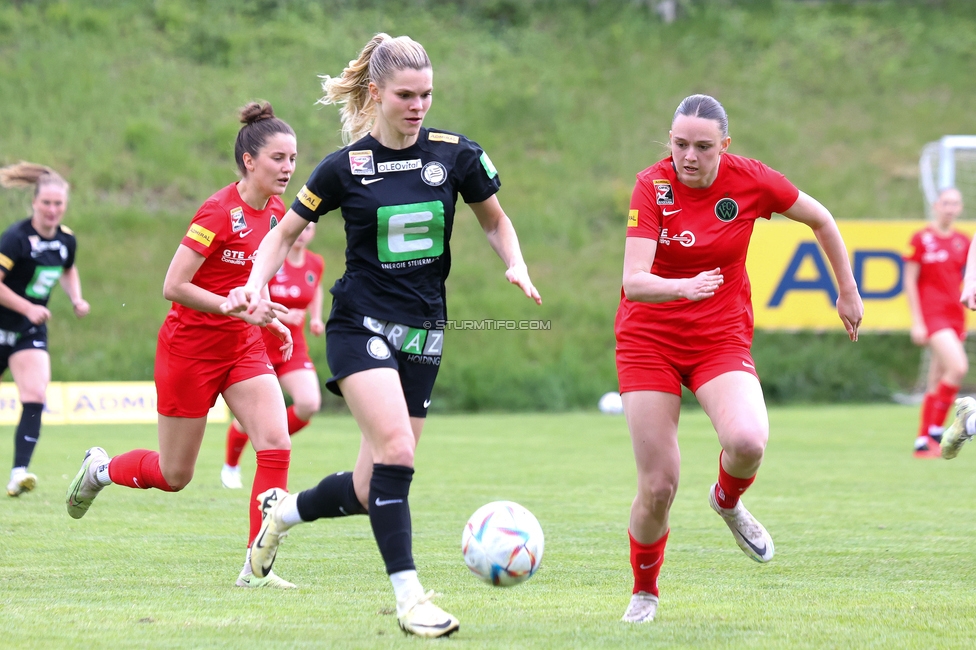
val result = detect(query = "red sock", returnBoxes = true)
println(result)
[918,392,937,438]
[107,449,177,491]
[629,529,668,596]
[249,449,290,546]
[286,405,310,436]
[715,451,756,509]
[225,421,249,467]
[930,382,960,433]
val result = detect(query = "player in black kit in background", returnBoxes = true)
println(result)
[222,33,541,638]
[0,162,89,497]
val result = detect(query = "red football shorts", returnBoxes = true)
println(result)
[262,328,316,376]
[923,309,966,341]
[155,335,275,418]
[616,341,760,396]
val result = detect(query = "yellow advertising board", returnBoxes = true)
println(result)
[747,220,975,331]
[0,382,228,425]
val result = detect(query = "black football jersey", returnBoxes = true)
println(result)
[291,127,501,327]
[0,218,77,333]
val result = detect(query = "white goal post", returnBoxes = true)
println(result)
[919,134,976,219]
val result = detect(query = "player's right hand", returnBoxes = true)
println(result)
[220,285,259,315]
[25,304,51,325]
[682,268,723,301]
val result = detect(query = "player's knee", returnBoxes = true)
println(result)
[294,396,320,420]
[724,434,766,464]
[637,477,677,514]
[377,431,415,466]
[161,468,193,491]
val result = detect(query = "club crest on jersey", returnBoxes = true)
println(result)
[230,207,247,232]
[714,197,739,222]
[270,214,279,229]
[349,150,375,176]
[653,179,674,205]
[305,271,315,285]
[421,162,447,186]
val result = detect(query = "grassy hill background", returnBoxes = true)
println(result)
[2,0,976,410]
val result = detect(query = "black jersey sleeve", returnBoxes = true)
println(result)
[455,138,502,204]
[0,221,28,274]
[291,152,345,223]
[61,230,77,270]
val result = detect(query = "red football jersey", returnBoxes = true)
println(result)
[159,183,286,359]
[905,226,969,326]
[616,154,799,350]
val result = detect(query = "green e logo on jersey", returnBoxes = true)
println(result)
[377,201,445,263]
[26,266,63,300]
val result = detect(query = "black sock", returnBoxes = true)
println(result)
[368,463,415,575]
[13,402,43,468]
[296,471,367,521]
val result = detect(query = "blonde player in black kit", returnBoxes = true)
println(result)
[222,34,541,638]
[0,162,89,497]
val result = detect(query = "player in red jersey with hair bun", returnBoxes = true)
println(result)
[903,188,968,458]
[615,94,863,623]
[66,101,299,589]
[221,221,325,489]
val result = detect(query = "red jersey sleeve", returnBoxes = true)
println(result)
[756,162,800,218]
[180,200,227,258]
[626,174,662,240]
[904,230,924,263]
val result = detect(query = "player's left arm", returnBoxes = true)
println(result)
[781,191,863,340]
[58,265,90,318]
[468,195,542,305]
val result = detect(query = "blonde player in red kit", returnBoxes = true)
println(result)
[903,188,968,458]
[66,102,298,588]
[221,221,325,489]
[615,94,863,623]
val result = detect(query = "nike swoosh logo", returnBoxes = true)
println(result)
[662,208,682,216]
[423,399,431,408]
[267,363,274,370]
[252,530,275,574]
[639,559,662,570]
[361,177,384,185]
[32,341,45,348]
[735,528,767,557]
[374,498,403,506]
[411,620,455,630]
[742,361,755,369]
[239,229,253,238]
[24,436,37,442]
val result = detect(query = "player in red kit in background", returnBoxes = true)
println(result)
[221,221,324,489]
[66,102,298,588]
[615,94,863,623]
[903,188,968,458]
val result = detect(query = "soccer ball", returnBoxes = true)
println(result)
[598,391,624,415]
[462,501,544,587]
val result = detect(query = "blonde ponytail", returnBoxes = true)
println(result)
[0,162,69,197]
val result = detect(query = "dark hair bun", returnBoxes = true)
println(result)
[239,101,276,125]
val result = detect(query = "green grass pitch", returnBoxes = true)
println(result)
[2,405,976,648]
